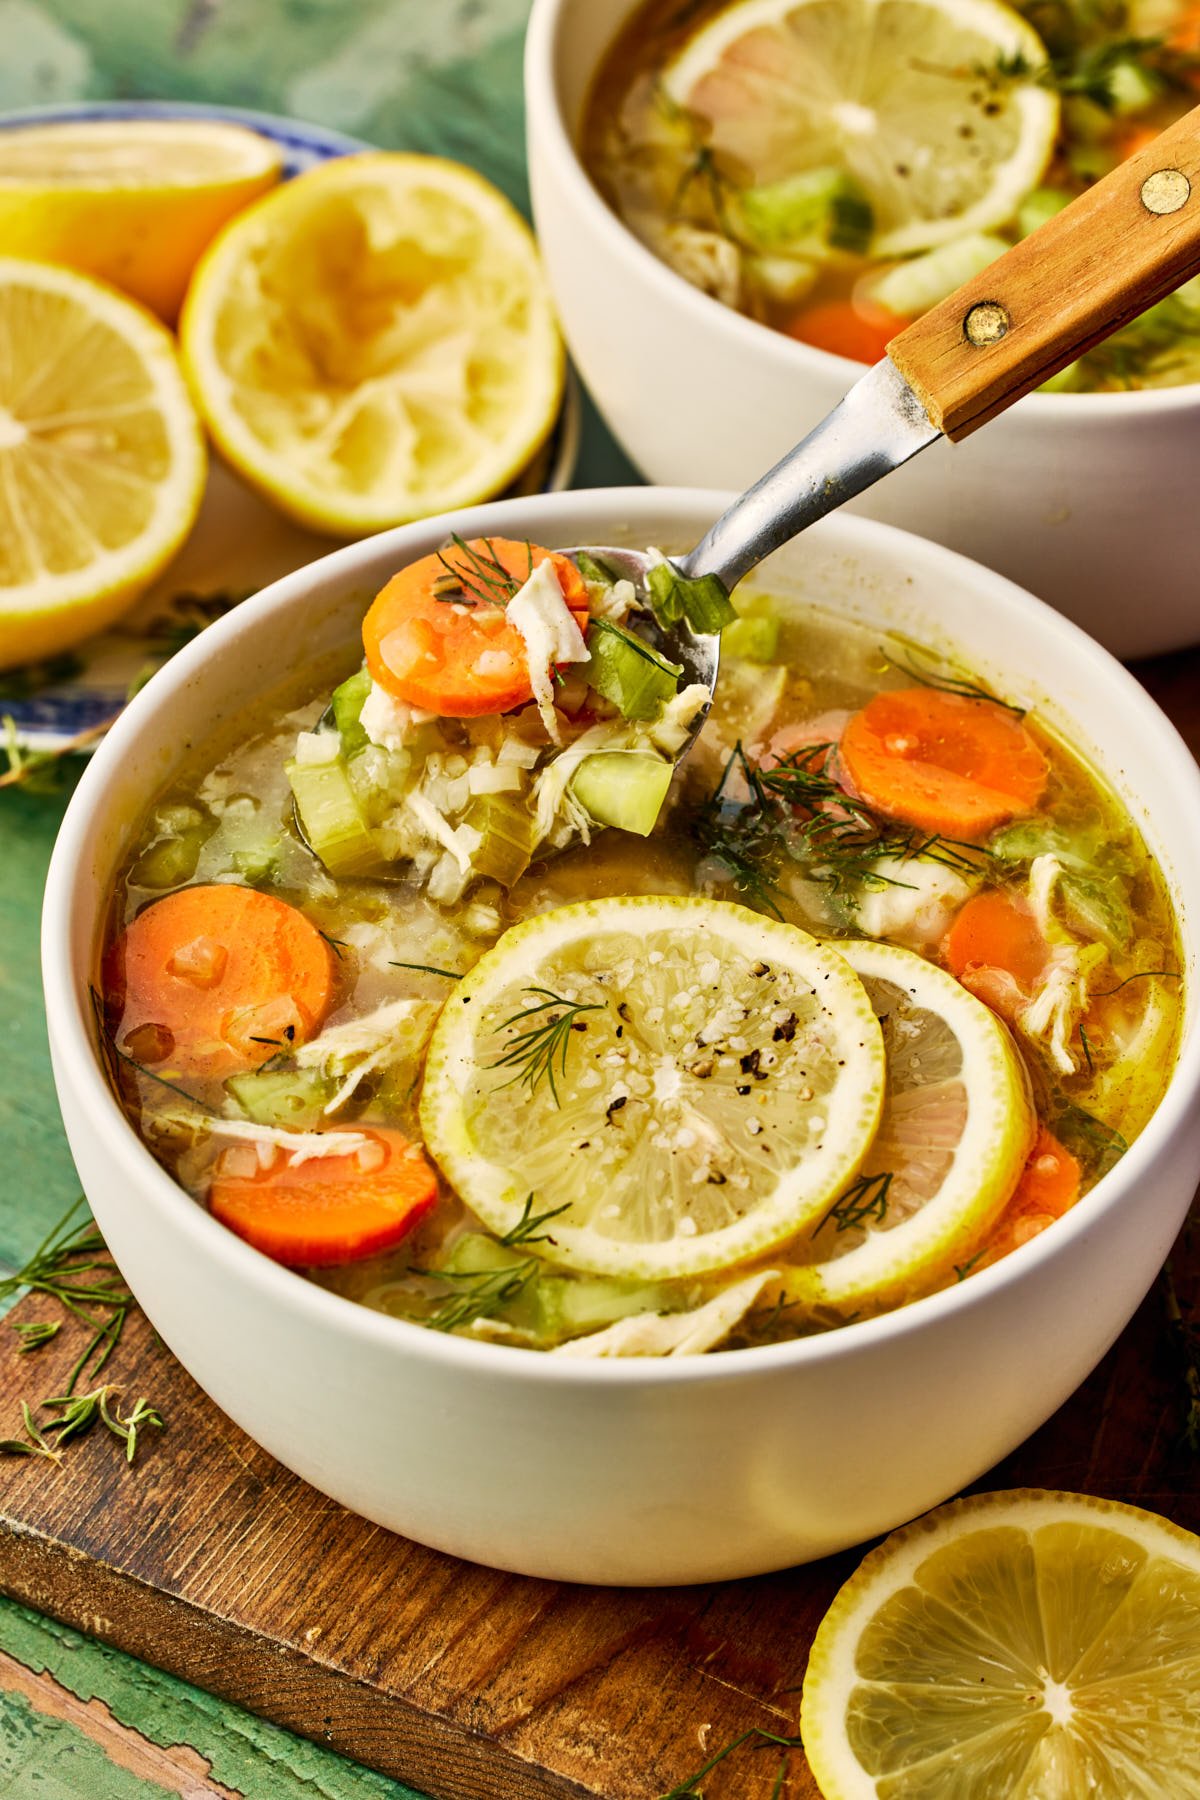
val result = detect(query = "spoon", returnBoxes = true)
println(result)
[568,102,1200,764]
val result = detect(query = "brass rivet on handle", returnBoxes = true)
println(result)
[1141,168,1191,215]
[963,300,1009,346]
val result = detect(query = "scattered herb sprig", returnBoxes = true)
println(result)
[434,533,532,609]
[881,643,1026,716]
[815,1171,894,1237]
[389,960,463,979]
[656,1726,805,1800]
[416,1198,572,1335]
[489,987,607,1106]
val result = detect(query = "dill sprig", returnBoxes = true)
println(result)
[434,534,532,610]
[417,1198,571,1335]
[0,1198,138,1397]
[500,1194,572,1247]
[89,985,215,1114]
[656,1726,805,1800]
[489,987,606,1106]
[815,1171,893,1237]
[880,643,1025,715]
[1093,968,1180,997]
[388,960,463,979]
[954,1247,989,1282]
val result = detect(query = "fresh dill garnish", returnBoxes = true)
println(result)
[435,534,532,610]
[880,643,1025,715]
[412,1215,569,1337]
[954,1247,988,1282]
[489,987,606,1105]
[687,739,987,913]
[89,985,216,1113]
[1078,1021,1095,1075]
[815,1171,894,1236]
[389,960,463,979]
[1093,968,1180,997]
[655,79,740,239]
[318,930,349,960]
[499,1195,572,1247]
[1163,1258,1200,1455]
[656,1726,805,1800]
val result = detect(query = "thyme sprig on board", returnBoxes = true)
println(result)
[0,1196,164,1468]
[489,987,607,1106]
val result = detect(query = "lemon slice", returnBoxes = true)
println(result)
[778,940,1035,1313]
[802,1488,1200,1798]
[0,119,282,321]
[0,258,206,671]
[663,0,1059,256]
[418,896,885,1280]
[180,153,565,535]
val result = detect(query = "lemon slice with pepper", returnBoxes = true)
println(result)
[418,896,885,1280]
[777,938,1035,1314]
[802,1488,1200,1798]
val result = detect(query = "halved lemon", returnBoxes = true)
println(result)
[0,258,206,671]
[0,119,282,321]
[179,153,565,535]
[802,1488,1200,1797]
[663,0,1059,256]
[418,896,886,1280]
[778,940,1035,1313]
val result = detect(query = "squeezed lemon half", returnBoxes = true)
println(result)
[779,939,1035,1314]
[419,895,886,1281]
[0,257,205,670]
[664,0,1059,256]
[180,152,565,535]
[0,119,282,321]
[802,1488,1200,1798]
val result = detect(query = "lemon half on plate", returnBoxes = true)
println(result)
[419,895,886,1281]
[664,0,1059,256]
[180,152,565,535]
[802,1488,1200,1797]
[0,258,206,671]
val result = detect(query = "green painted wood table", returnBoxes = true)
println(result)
[0,1,631,1793]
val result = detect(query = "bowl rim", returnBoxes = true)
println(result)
[0,97,372,158]
[524,0,1200,423]
[43,485,1200,1390]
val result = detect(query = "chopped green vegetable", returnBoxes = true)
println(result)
[1106,56,1162,114]
[647,560,736,635]
[224,1067,333,1129]
[286,752,381,877]
[867,233,1008,317]
[129,804,214,890]
[573,550,618,589]
[463,792,535,886]
[738,166,873,255]
[535,1272,669,1340]
[571,751,674,836]
[1017,186,1073,238]
[586,617,682,720]
[721,614,779,664]
[331,667,373,757]
[1060,871,1132,951]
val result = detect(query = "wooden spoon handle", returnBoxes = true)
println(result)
[887,104,1200,441]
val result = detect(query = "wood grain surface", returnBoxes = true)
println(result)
[0,1203,1196,1800]
[889,101,1200,438]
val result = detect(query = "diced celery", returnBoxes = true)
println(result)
[646,561,736,634]
[1107,57,1162,115]
[463,793,535,886]
[130,805,214,890]
[441,1233,541,1329]
[573,550,617,589]
[286,754,382,876]
[535,1274,669,1341]
[1038,361,1084,394]
[225,1068,333,1129]
[231,836,283,881]
[990,819,1113,872]
[721,614,779,663]
[585,618,681,720]
[708,658,787,749]
[1060,872,1132,951]
[331,666,373,757]
[571,752,674,836]
[868,233,1008,317]
[738,166,873,255]
[1017,187,1072,238]
[746,254,819,306]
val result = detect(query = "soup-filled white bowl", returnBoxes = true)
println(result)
[43,488,1200,1586]
[525,0,1200,660]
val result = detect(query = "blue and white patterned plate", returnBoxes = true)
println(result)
[0,101,580,749]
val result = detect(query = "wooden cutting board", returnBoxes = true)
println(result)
[0,1212,1196,1800]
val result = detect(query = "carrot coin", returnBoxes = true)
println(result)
[980,1124,1081,1261]
[208,1126,438,1266]
[785,299,907,364]
[840,687,1048,839]
[104,884,336,1082]
[363,536,590,717]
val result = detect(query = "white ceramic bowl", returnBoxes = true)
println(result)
[43,488,1200,1586]
[526,0,1200,659]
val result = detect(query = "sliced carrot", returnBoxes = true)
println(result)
[208,1126,437,1266]
[363,537,590,717]
[839,687,1049,840]
[1115,122,1163,162]
[980,1125,1082,1262]
[943,888,1053,993]
[104,884,336,1082]
[784,300,907,364]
